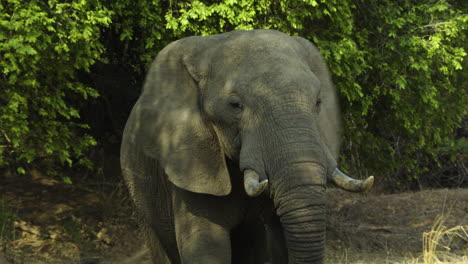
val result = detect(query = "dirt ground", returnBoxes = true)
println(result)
[0,169,466,264]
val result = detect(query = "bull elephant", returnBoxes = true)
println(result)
[120,29,373,264]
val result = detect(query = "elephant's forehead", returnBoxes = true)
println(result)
[224,31,293,51]
[218,54,318,95]
[205,30,321,97]
[208,30,298,66]
[217,35,299,65]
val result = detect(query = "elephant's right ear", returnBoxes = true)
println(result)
[133,37,231,196]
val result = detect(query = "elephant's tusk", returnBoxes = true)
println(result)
[243,170,269,197]
[331,168,374,192]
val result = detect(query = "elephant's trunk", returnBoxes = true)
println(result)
[271,163,327,264]
[241,109,331,262]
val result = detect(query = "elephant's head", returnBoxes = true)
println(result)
[134,30,372,263]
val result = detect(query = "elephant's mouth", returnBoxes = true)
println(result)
[242,168,373,197]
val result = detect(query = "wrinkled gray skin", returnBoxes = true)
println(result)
[121,30,356,264]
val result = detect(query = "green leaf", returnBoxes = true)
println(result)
[62,177,72,185]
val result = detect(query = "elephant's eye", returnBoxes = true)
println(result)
[229,100,244,111]
[315,98,322,111]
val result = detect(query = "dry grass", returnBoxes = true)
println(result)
[408,215,467,264]
[331,213,467,264]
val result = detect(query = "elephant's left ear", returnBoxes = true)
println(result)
[293,36,342,159]
[136,37,232,196]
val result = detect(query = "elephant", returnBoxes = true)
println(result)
[120,29,373,264]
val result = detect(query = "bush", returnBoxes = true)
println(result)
[1,0,466,189]
[148,0,468,187]
[0,0,112,174]
[345,0,467,187]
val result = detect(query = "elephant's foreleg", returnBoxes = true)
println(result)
[147,227,173,264]
[172,189,232,264]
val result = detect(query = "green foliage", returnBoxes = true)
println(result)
[109,0,169,66]
[0,0,111,173]
[344,0,468,184]
[124,0,467,186]
[1,0,465,187]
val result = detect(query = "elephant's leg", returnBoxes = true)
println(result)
[266,215,288,264]
[172,188,232,264]
[147,227,172,264]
